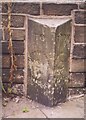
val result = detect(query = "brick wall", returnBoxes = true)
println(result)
[2,2,79,15]
[69,9,86,95]
[0,14,27,84]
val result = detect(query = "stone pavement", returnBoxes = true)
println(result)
[2,95,84,118]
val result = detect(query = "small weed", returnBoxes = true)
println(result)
[1,82,6,93]
[22,107,29,113]
[7,87,12,94]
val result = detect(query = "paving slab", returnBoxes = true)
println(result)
[2,96,84,118]
[40,97,84,118]
[2,97,46,118]
[6,109,46,118]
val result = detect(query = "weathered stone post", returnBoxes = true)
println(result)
[27,17,71,106]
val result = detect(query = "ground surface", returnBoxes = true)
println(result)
[2,95,84,118]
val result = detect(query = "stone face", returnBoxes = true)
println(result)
[79,2,86,9]
[2,69,24,83]
[42,3,78,16]
[70,59,86,72]
[2,15,25,28]
[1,41,24,55]
[27,17,71,106]
[1,55,24,68]
[15,55,25,68]
[74,26,85,43]
[72,44,86,59]
[69,73,85,87]
[11,15,25,28]
[2,55,10,68]
[11,29,25,41]
[0,29,25,41]
[74,10,86,24]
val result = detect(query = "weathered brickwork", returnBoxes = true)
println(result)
[1,14,26,84]
[70,9,86,90]
[74,26,85,43]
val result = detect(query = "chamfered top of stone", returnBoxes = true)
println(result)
[29,17,71,28]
